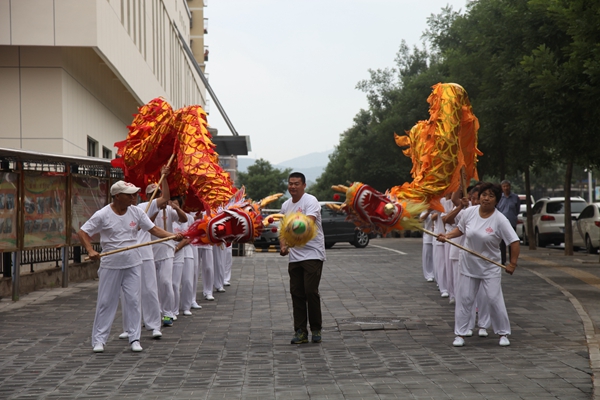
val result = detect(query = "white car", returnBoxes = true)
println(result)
[572,203,600,253]
[524,197,587,248]
[516,194,535,241]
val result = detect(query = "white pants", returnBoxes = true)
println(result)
[433,243,447,293]
[155,258,175,318]
[455,274,510,336]
[223,245,232,284]
[92,266,141,347]
[198,247,214,297]
[121,259,161,332]
[444,243,454,299]
[213,245,225,290]
[180,257,196,311]
[171,260,184,316]
[422,243,434,281]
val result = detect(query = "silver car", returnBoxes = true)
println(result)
[572,202,600,253]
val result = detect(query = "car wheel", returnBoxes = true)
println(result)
[535,229,546,248]
[352,230,369,248]
[523,230,529,245]
[585,235,598,254]
[325,242,335,249]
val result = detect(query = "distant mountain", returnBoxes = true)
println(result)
[237,149,333,185]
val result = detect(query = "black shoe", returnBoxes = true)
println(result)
[312,330,322,343]
[290,329,308,344]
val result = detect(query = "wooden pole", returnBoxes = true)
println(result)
[84,235,177,261]
[460,166,468,198]
[417,227,506,270]
[145,153,176,213]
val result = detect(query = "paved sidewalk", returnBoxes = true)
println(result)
[0,239,596,399]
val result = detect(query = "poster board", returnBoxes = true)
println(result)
[23,172,67,248]
[71,176,108,244]
[0,172,18,251]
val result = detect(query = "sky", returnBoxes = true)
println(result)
[204,0,469,165]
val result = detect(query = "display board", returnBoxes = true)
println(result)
[0,172,18,251]
[71,176,108,244]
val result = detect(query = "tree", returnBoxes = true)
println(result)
[237,159,291,209]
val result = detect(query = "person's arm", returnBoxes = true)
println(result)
[419,210,432,223]
[148,225,183,241]
[436,227,463,242]
[155,165,171,209]
[78,229,100,261]
[442,204,463,225]
[169,201,188,223]
[505,240,520,275]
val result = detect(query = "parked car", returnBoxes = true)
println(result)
[320,201,371,248]
[516,194,535,241]
[254,209,281,249]
[572,202,600,253]
[253,203,372,249]
[524,197,587,248]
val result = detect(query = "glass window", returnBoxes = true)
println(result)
[87,137,97,157]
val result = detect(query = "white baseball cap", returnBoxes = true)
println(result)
[110,181,141,196]
[145,183,159,194]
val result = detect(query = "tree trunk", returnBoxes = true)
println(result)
[525,168,536,250]
[564,159,574,256]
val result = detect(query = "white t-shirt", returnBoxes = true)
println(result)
[449,209,465,260]
[81,204,154,269]
[420,211,433,244]
[173,214,193,263]
[151,205,179,261]
[457,205,519,278]
[432,210,445,246]
[137,200,159,261]
[280,193,326,262]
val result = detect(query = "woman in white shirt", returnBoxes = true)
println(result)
[437,182,519,347]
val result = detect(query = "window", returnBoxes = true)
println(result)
[87,137,98,157]
[102,147,112,159]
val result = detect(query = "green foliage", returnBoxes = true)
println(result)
[237,159,291,208]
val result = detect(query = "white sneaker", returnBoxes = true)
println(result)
[119,332,128,340]
[152,330,162,338]
[216,287,226,293]
[183,310,192,316]
[441,292,449,298]
[172,315,177,321]
[448,298,455,305]
[426,278,434,282]
[499,336,510,346]
[191,302,202,309]
[478,328,488,337]
[453,336,465,347]
[465,329,473,337]
[205,294,215,301]
[130,341,143,352]
[223,282,231,286]
[93,343,104,353]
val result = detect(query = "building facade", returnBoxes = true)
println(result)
[0,0,207,158]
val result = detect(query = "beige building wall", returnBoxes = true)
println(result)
[0,0,207,158]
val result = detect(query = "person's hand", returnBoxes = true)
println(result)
[168,200,180,210]
[160,165,171,176]
[279,245,289,256]
[505,262,516,275]
[436,233,447,243]
[87,249,100,261]
[174,233,184,242]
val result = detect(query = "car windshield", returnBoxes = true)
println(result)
[546,201,587,214]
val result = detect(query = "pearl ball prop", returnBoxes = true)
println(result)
[292,220,306,234]
[384,203,395,216]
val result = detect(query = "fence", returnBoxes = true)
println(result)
[0,147,123,300]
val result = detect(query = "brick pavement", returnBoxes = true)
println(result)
[0,238,596,399]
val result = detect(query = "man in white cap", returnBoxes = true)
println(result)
[79,180,181,353]
[118,166,171,341]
